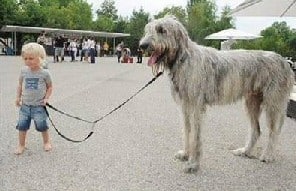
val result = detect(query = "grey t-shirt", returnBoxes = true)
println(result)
[20,67,52,106]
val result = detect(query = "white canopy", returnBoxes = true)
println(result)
[230,0,296,17]
[0,25,130,55]
[0,25,130,38]
[205,28,262,40]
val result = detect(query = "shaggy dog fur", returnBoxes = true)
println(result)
[139,16,294,173]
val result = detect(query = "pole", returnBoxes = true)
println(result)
[14,31,17,55]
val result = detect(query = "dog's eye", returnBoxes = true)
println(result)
[156,26,166,34]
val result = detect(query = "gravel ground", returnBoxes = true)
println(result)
[0,56,296,191]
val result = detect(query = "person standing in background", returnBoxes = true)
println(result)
[137,47,143,63]
[69,38,77,62]
[81,38,89,62]
[116,41,124,63]
[89,37,96,64]
[96,42,101,57]
[103,42,109,57]
[54,35,65,62]
[37,31,46,46]
[36,31,50,69]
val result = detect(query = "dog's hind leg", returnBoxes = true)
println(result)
[260,102,286,163]
[232,93,262,158]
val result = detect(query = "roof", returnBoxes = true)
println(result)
[0,25,130,38]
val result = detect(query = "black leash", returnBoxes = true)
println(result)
[45,72,163,143]
[44,106,94,143]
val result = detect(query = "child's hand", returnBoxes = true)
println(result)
[43,98,49,105]
[15,98,21,107]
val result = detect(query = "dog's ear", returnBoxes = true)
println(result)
[177,27,189,48]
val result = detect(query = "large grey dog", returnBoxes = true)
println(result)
[139,16,294,173]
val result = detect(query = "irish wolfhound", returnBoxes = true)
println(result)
[139,16,294,173]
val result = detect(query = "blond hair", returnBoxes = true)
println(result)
[21,42,46,63]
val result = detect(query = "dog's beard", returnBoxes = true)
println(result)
[151,63,164,76]
[147,47,166,76]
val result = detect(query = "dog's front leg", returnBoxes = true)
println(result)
[184,107,204,173]
[175,105,190,162]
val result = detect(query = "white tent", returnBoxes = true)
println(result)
[205,28,262,40]
[0,25,130,55]
[230,0,296,17]
[0,25,130,38]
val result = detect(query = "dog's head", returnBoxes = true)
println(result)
[139,15,189,72]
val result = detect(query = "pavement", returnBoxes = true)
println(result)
[0,56,296,191]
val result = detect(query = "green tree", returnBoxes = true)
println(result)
[206,6,235,49]
[113,16,128,33]
[288,34,296,59]
[93,16,115,32]
[93,0,119,33]
[125,8,149,55]
[43,6,68,28]
[96,0,118,20]
[186,0,217,45]
[56,0,73,7]
[154,6,187,25]
[234,21,296,59]
[0,0,19,28]
[63,0,93,29]
[38,0,59,6]
[15,0,46,26]
[215,6,234,31]
[260,21,294,57]
[111,17,129,47]
[38,0,92,29]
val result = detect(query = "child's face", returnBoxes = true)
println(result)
[22,53,41,69]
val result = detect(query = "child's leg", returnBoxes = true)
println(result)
[42,130,52,152]
[15,131,27,155]
[32,106,52,152]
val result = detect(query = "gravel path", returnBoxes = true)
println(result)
[1,56,296,191]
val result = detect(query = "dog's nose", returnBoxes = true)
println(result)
[139,42,149,50]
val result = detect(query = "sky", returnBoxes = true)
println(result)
[86,0,296,35]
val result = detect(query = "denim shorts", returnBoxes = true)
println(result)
[16,105,49,132]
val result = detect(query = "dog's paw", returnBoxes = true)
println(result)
[175,150,189,162]
[231,147,247,156]
[184,162,199,174]
[231,147,252,158]
[259,154,275,163]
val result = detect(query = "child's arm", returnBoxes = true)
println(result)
[16,78,23,107]
[43,83,52,105]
